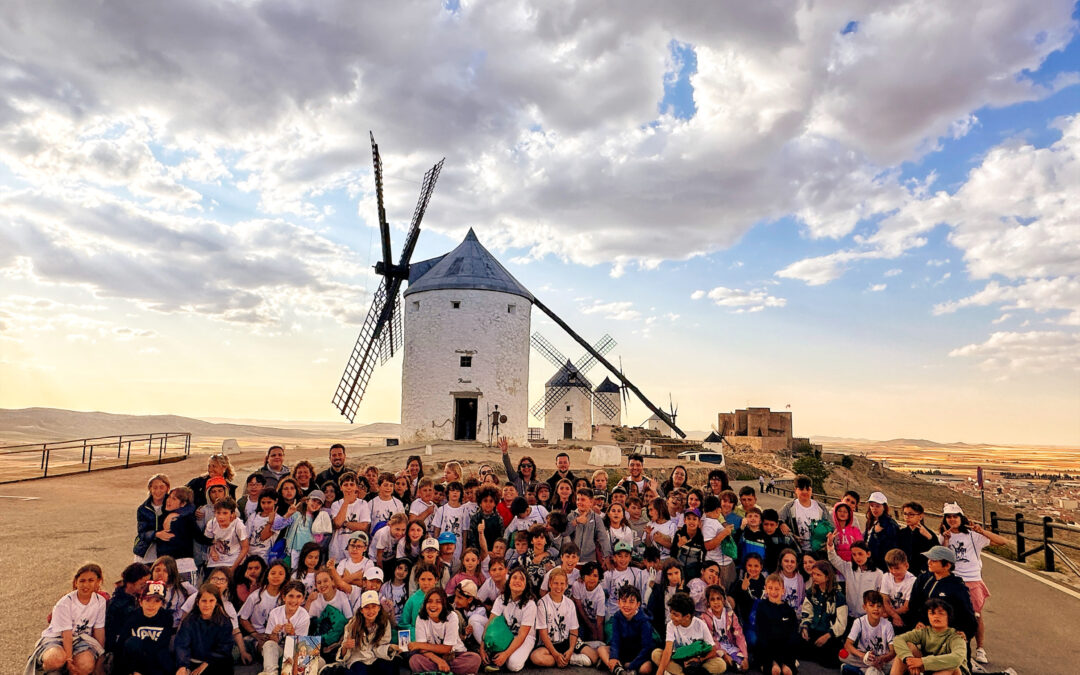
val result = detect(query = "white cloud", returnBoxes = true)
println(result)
[884,268,902,277]
[579,301,641,321]
[868,283,886,292]
[933,277,1080,326]
[690,290,706,300]
[692,286,786,313]
[927,258,950,267]
[949,331,1080,373]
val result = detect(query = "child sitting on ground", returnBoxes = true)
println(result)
[891,599,969,675]
[842,590,895,675]
[597,585,656,675]
[652,591,725,675]
[29,563,107,675]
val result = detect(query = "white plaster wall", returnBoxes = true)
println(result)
[401,288,531,444]
[544,386,593,441]
[592,392,621,427]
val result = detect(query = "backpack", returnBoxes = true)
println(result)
[810,518,833,552]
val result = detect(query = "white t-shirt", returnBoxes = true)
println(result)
[847,615,895,657]
[540,566,581,592]
[432,503,470,557]
[309,589,354,621]
[601,567,647,616]
[409,498,436,529]
[647,520,678,557]
[793,502,822,552]
[381,582,409,622]
[337,556,374,581]
[247,512,286,562]
[536,594,579,643]
[41,591,106,639]
[329,498,371,561]
[782,574,802,611]
[702,517,732,565]
[945,530,989,582]
[666,616,715,649]
[180,592,240,631]
[204,518,249,568]
[265,605,310,637]
[238,588,281,632]
[491,596,537,634]
[571,581,606,620]
[608,524,637,552]
[477,578,503,605]
[368,496,404,528]
[878,571,916,610]
[369,526,401,563]
[416,613,465,652]
[243,498,259,522]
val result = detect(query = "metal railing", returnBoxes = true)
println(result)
[766,482,1079,574]
[528,427,545,441]
[0,432,191,482]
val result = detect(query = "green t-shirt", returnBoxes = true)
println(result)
[399,589,426,637]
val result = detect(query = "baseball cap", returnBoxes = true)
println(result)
[924,546,957,563]
[684,507,702,518]
[144,582,166,600]
[349,531,370,546]
[456,579,478,598]
[206,476,228,489]
[868,491,887,504]
[614,541,633,554]
[942,503,964,516]
[360,590,380,607]
[363,567,384,581]
[438,531,457,545]
[306,490,326,503]
[422,537,440,552]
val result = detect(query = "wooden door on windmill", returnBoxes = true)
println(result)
[454,397,477,441]
[563,422,573,439]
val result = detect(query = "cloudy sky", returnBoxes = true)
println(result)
[1,1,1078,445]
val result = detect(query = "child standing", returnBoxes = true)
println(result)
[204,497,250,576]
[370,512,408,574]
[531,568,596,667]
[410,587,482,675]
[30,563,107,675]
[761,509,798,573]
[381,559,411,627]
[777,549,805,614]
[832,501,864,569]
[753,574,800,675]
[447,547,485,597]
[827,536,879,620]
[798,560,848,668]
[652,591,726,675]
[540,542,581,593]
[432,481,470,559]
[601,541,649,623]
[329,472,369,561]
[730,552,767,628]
[879,549,916,630]
[570,562,606,645]
[333,531,374,591]
[368,473,406,532]
[674,507,706,581]
[644,498,677,560]
[238,560,288,653]
[247,488,289,563]
[260,580,311,675]
[842,590,895,675]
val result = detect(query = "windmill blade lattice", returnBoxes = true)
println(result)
[573,333,615,374]
[333,276,393,422]
[531,385,570,417]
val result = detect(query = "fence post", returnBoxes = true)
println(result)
[1015,514,1025,561]
[990,511,998,534]
[40,443,46,469]
[148,434,154,456]
[1043,516,1055,573]
[43,448,50,478]
[125,440,131,468]
[82,439,87,463]
[88,445,93,472]
[117,435,123,458]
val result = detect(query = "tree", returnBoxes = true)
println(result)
[793,456,830,493]
[841,455,854,469]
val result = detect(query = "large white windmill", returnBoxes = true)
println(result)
[332,135,685,444]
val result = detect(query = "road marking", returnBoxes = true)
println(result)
[984,552,1080,601]
[0,495,40,500]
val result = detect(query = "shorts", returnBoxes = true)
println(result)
[551,638,583,653]
[36,633,104,663]
[965,580,990,613]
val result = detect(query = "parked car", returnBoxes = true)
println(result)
[676,450,726,468]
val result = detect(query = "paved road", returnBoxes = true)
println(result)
[4,456,1079,675]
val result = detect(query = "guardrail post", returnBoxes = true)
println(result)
[87,445,93,471]
[43,448,50,477]
[117,435,123,458]
[125,440,131,468]
[148,434,153,456]
[1015,514,1026,561]
[1043,516,1055,573]
[990,511,998,534]
[40,443,46,469]
[82,439,87,463]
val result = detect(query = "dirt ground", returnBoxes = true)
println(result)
[0,437,694,674]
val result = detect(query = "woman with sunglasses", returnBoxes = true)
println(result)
[499,437,540,497]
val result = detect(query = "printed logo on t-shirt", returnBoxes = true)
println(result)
[135,626,165,640]
[74,618,91,637]
[950,539,971,563]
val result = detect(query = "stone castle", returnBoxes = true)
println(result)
[717,407,814,454]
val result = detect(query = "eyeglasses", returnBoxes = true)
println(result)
[901,511,919,517]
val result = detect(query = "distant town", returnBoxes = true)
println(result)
[917,470,1080,525]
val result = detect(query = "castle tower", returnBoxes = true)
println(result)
[401,229,532,444]
[543,361,593,441]
[593,376,621,426]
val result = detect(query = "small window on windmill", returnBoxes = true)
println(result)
[412,301,420,311]
[452,301,461,309]
[460,355,472,368]
[566,404,571,412]
[508,304,516,314]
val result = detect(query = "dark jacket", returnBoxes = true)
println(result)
[174,614,234,668]
[609,608,655,670]
[114,609,174,675]
[674,525,706,580]
[753,599,799,655]
[155,503,198,560]
[256,464,291,487]
[186,475,238,509]
[467,509,504,552]
[502,453,540,496]
[898,525,938,576]
[545,470,577,492]
[315,465,351,490]
[728,574,766,626]
[907,571,977,638]
[134,497,163,557]
[864,514,901,571]
[105,585,141,652]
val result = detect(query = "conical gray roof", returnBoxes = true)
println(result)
[594,377,620,394]
[404,228,534,301]
[545,360,590,389]
[704,431,723,443]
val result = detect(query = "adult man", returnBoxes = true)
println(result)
[616,454,659,496]
[545,452,578,491]
[778,475,833,553]
[316,443,351,488]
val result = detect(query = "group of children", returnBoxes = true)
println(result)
[29,448,1006,675]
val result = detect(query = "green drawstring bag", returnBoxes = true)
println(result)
[483,615,515,653]
[671,639,713,661]
[721,533,738,561]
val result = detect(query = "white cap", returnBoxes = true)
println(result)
[422,537,440,551]
[942,502,964,515]
[363,567,384,581]
[360,590,380,607]
[868,491,887,504]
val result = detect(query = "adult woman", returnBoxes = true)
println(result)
[134,473,171,563]
[660,465,690,496]
[406,455,425,494]
[257,445,290,486]
[291,461,317,496]
[705,469,731,498]
[186,454,237,513]
[863,492,899,572]
[500,438,539,497]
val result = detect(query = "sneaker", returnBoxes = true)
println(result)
[840,666,861,675]
[483,665,500,673]
[974,647,990,664]
[612,667,626,675]
[970,662,988,673]
[570,654,592,667]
